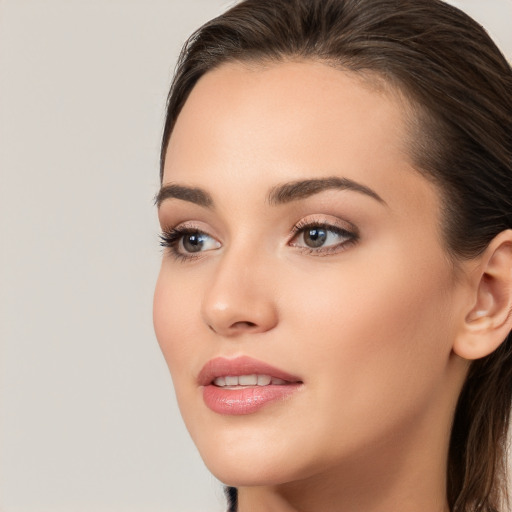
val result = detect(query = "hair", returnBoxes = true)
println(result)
[160,0,512,510]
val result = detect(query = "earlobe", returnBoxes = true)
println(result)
[453,230,512,361]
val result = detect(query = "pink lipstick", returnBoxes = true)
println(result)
[198,356,302,415]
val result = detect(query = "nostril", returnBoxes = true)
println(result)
[232,321,257,329]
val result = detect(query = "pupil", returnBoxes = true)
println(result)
[305,228,327,248]
[183,233,204,253]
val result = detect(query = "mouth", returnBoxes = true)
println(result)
[198,355,302,386]
[212,374,290,387]
[198,356,303,415]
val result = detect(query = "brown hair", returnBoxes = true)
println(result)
[160,1,512,510]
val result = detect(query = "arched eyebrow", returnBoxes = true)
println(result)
[267,177,385,205]
[155,176,385,208]
[155,184,213,208]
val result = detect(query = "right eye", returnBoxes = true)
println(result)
[160,227,221,259]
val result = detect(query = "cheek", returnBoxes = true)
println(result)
[282,246,456,426]
[153,265,199,381]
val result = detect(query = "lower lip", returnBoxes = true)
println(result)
[202,384,301,415]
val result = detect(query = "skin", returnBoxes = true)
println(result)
[154,60,478,512]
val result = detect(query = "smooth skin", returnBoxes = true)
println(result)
[154,60,512,512]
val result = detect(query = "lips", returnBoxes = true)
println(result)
[198,356,303,415]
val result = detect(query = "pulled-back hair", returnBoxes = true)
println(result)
[161,1,512,510]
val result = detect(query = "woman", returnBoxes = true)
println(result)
[153,0,512,511]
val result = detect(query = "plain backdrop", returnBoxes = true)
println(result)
[1,1,511,511]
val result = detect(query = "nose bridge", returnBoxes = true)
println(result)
[201,240,278,336]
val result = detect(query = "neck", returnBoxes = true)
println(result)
[237,458,451,512]
[237,442,451,512]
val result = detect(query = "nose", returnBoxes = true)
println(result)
[201,249,279,337]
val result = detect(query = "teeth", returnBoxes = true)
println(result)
[213,374,286,387]
[239,374,258,385]
[257,375,271,386]
[214,376,226,387]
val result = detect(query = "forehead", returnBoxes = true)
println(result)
[164,60,412,179]
[162,60,437,220]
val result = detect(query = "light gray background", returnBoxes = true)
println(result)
[1,1,511,511]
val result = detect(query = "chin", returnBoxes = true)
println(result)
[191,426,318,488]
[204,455,296,488]
[194,436,279,485]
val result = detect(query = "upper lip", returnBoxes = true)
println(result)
[198,356,302,386]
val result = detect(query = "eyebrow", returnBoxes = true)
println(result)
[155,176,385,208]
[155,184,213,208]
[267,177,385,206]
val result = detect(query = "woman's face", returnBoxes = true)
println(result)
[154,61,468,487]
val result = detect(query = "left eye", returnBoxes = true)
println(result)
[291,224,355,250]
[181,232,217,253]
[160,228,221,257]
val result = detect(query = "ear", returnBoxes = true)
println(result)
[453,229,512,360]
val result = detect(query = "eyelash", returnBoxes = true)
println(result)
[159,220,359,261]
[159,226,208,262]
[289,219,358,256]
